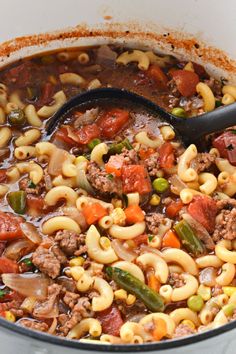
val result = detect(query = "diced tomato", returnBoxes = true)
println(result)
[139,148,155,160]
[0,212,23,241]
[124,205,145,224]
[0,290,22,303]
[188,195,217,233]
[96,305,124,336]
[162,230,181,249]
[0,257,18,274]
[105,155,124,177]
[146,64,168,89]
[171,69,199,97]
[26,195,47,215]
[6,62,33,87]
[82,203,108,225]
[0,170,7,183]
[213,131,236,166]
[133,234,148,246]
[97,109,129,138]
[55,124,100,146]
[121,165,151,195]
[158,142,175,169]
[39,82,54,106]
[166,200,184,218]
[192,63,208,78]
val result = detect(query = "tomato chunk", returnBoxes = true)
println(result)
[158,142,175,169]
[105,155,124,177]
[55,124,100,146]
[0,212,23,241]
[171,69,199,97]
[213,131,236,166]
[0,257,18,274]
[0,290,22,303]
[121,165,151,195]
[39,82,54,106]
[146,64,168,89]
[26,195,47,215]
[133,234,148,246]
[188,195,217,233]
[166,200,184,218]
[0,170,7,183]
[96,305,124,336]
[124,205,145,224]
[97,109,129,138]
[82,203,108,225]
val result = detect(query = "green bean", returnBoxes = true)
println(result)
[106,267,164,312]
[87,138,102,151]
[108,138,133,155]
[174,220,205,256]
[8,109,26,126]
[171,107,186,118]
[152,177,169,193]
[7,191,26,214]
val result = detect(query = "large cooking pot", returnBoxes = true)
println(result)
[0,1,236,353]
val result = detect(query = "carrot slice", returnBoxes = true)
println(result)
[152,318,167,341]
[82,203,107,225]
[124,205,145,224]
[147,273,161,292]
[162,230,181,249]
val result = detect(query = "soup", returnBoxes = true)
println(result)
[0,45,235,344]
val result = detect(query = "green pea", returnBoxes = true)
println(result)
[87,138,101,151]
[171,107,187,118]
[187,295,204,312]
[22,258,33,267]
[152,178,169,193]
[8,109,26,126]
[222,303,236,317]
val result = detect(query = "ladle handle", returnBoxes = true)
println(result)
[178,103,236,144]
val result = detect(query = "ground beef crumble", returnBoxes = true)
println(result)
[145,213,172,235]
[19,319,49,332]
[120,148,139,165]
[143,152,160,177]
[190,153,215,173]
[174,324,195,338]
[213,199,236,241]
[169,273,185,288]
[55,230,86,256]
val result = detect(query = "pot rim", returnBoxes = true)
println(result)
[0,315,235,351]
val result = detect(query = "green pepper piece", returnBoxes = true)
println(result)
[174,220,205,256]
[7,191,26,214]
[108,138,133,155]
[0,289,8,298]
[8,109,26,126]
[106,267,164,312]
[87,138,101,151]
[171,107,187,118]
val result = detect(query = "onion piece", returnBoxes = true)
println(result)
[48,318,58,334]
[140,245,163,257]
[48,148,68,176]
[111,239,137,262]
[199,267,216,287]
[2,273,49,299]
[96,45,117,66]
[75,160,94,194]
[20,222,42,245]
[34,301,59,319]
[62,207,87,231]
[4,239,34,261]
[74,108,99,128]
[169,174,187,195]
[182,213,215,250]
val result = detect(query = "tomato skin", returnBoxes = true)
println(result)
[188,195,217,233]
[55,124,100,146]
[121,165,151,195]
[97,109,129,138]
[212,131,236,166]
[171,69,199,97]
[0,257,19,274]
[96,305,124,336]
[146,64,168,89]
[0,212,23,241]
[0,170,7,183]
[158,142,175,169]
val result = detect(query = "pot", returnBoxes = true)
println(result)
[0,0,236,353]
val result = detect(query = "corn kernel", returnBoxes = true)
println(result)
[100,237,111,250]
[181,319,195,330]
[5,311,16,323]
[184,62,194,72]
[111,198,123,208]
[75,156,88,165]
[149,194,161,206]
[69,257,85,267]
[222,303,236,317]
[110,208,126,226]
[223,286,236,297]
[114,289,127,300]
[197,284,211,301]
[70,266,84,281]
[126,294,136,305]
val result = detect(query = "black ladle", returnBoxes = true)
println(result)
[46,88,236,147]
